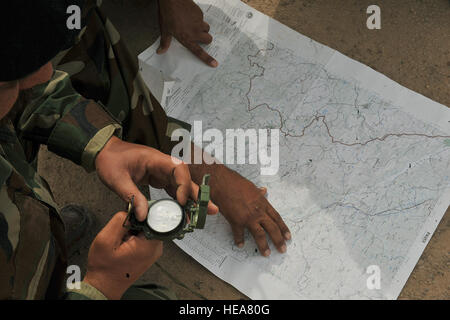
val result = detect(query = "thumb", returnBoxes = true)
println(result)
[99,211,130,247]
[129,234,163,258]
[157,32,172,54]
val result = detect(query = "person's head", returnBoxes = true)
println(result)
[0,62,54,120]
[0,81,19,120]
[0,0,83,120]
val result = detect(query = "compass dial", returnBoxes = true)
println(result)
[147,199,183,233]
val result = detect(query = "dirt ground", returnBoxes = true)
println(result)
[38,0,449,299]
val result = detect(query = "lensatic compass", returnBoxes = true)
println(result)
[124,174,211,241]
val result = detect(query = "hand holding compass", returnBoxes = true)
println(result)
[124,174,211,241]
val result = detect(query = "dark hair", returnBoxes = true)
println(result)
[0,0,85,81]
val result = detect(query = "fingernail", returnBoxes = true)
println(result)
[285,232,291,240]
[263,249,271,257]
[156,47,162,54]
[237,242,244,248]
[280,244,287,253]
[210,60,218,67]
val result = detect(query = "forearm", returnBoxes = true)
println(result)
[187,142,253,206]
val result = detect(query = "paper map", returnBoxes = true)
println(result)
[139,0,450,299]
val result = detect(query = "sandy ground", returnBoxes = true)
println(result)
[38,0,449,299]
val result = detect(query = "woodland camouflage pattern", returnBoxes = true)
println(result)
[0,0,186,299]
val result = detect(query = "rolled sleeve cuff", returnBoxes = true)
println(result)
[65,282,108,300]
[81,123,122,172]
[161,116,192,154]
[47,100,122,170]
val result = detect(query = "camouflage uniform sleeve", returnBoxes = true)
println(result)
[18,70,122,172]
[64,282,108,300]
[0,153,66,299]
[163,116,192,154]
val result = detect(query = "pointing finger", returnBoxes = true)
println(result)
[157,32,172,54]
[185,41,218,67]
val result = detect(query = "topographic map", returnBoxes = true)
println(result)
[139,0,450,299]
